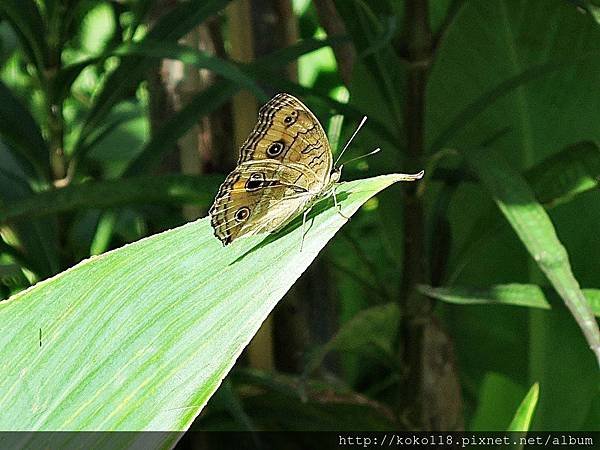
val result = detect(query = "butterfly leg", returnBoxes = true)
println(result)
[300,207,312,252]
[332,186,350,220]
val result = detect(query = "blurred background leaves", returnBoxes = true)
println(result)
[0,0,599,440]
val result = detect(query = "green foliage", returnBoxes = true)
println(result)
[0,0,599,437]
[304,302,400,377]
[0,175,401,435]
[508,383,539,433]
[466,147,600,365]
[420,283,600,316]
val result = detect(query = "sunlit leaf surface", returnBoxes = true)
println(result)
[0,175,407,445]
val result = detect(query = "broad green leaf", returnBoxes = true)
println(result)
[427,51,600,155]
[508,383,539,433]
[0,174,409,441]
[466,147,600,366]
[0,174,222,223]
[430,0,600,296]
[419,283,600,317]
[429,12,600,411]
[428,0,600,162]
[530,308,598,430]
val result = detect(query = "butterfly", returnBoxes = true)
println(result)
[209,93,422,245]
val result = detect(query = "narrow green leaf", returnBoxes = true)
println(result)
[0,81,49,181]
[74,0,232,151]
[113,41,266,100]
[257,36,348,67]
[470,372,527,431]
[419,284,551,310]
[89,211,117,256]
[582,289,600,316]
[59,37,339,108]
[0,174,223,223]
[449,141,600,284]
[334,0,405,128]
[571,0,600,25]
[304,303,400,376]
[467,148,600,366]
[526,141,600,208]
[0,0,48,72]
[123,83,238,176]
[508,383,539,435]
[0,174,408,439]
[246,75,397,145]
[419,283,600,317]
[53,59,98,103]
[120,38,345,176]
[0,147,60,277]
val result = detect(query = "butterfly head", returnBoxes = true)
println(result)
[331,167,342,183]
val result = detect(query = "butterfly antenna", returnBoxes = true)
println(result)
[338,147,381,170]
[334,116,368,167]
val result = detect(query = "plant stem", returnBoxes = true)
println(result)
[401,0,431,314]
[43,1,70,183]
[399,0,433,425]
[47,54,65,182]
[398,1,464,430]
[48,102,66,182]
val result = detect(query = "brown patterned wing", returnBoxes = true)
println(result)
[209,160,317,245]
[237,93,332,188]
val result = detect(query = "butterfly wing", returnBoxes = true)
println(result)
[209,161,315,245]
[210,93,336,245]
[237,93,332,188]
